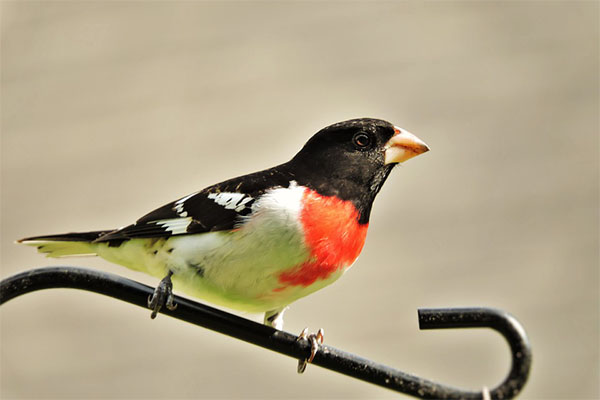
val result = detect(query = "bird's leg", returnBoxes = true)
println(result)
[296,327,324,373]
[147,270,177,319]
[264,307,287,330]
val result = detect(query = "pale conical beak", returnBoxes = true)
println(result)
[384,127,430,165]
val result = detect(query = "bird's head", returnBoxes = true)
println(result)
[291,118,429,189]
[288,118,429,222]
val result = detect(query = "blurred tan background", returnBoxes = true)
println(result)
[1,1,598,399]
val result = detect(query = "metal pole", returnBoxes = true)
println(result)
[0,267,532,399]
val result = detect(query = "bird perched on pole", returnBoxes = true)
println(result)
[19,118,429,355]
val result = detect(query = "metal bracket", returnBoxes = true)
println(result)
[0,267,532,399]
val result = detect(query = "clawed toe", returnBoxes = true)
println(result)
[147,271,177,319]
[296,327,324,373]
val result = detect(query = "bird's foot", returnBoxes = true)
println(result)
[147,270,177,319]
[296,327,324,374]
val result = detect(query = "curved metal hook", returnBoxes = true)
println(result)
[418,308,532,399]
[0,267,532,399]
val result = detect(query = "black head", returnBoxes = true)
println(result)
[285,118,429,223]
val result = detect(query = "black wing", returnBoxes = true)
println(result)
[94,165,293,242]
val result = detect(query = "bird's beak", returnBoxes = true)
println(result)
[384,127,430,165]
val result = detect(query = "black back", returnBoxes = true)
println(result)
[95,118,397,242]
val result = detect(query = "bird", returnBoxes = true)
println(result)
[19,118,429,334]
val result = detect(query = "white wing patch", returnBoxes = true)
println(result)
[173,192,198,217]
[208,192,254,212]
[155,217,193,235]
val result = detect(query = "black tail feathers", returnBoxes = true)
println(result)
[18,230,113,243]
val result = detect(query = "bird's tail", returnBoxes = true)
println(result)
[18,231,111,258]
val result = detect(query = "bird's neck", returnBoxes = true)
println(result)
[276,162,395,225]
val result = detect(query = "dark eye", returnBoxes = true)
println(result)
[353,132,371,148]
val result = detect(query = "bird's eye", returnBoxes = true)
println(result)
[353,133,371,149]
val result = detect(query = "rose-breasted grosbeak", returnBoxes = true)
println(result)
[19,118,429,331]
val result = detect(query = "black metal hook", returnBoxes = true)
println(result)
[0,267,532,399]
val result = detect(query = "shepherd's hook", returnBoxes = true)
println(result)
[0,267,532,399]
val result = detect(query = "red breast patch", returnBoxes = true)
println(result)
[277,189,368,288]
